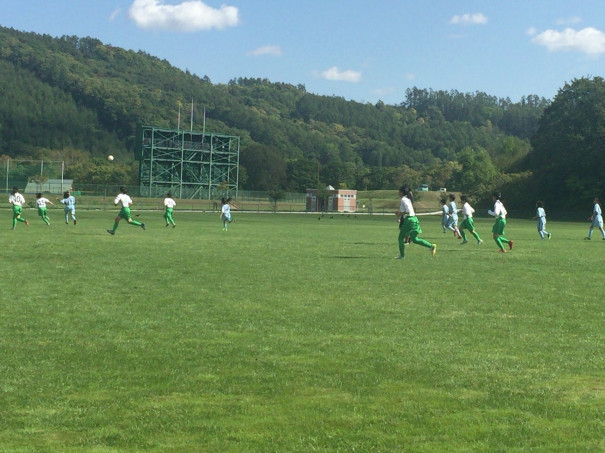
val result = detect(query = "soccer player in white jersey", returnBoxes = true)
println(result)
[488,191,513,253]
[36,192,54,226]
[459,195,483,245]
[585,196,605,240]
[533,201,551,240]
[163,192,177,228]
[220,197,237,231]
[395,185,436,259]
[106,186,145,235]
[58,191,77,225]
[9,186,29,229]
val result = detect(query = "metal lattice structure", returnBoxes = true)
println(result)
[137,126,239,199]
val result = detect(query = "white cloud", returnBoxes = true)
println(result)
[450,13,488,25]
[247,45,282,57]
[319,66,362,83]
[532,27,605,55]
[372,87,395,96]
[556,16,582,26]
[109,8,122,21]
[526,27,537,37]
[129,0,239,32]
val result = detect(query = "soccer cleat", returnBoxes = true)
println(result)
[25,220,30,226]
[430,244,437,256]
[166,224,169,227]
[477,239,483,245]
[461,240,469,244]
[509,240,514,250]
[395,254,403,260]
[106,229,115,235]
[498,249,507,253]
[74,220,77,226]
[584,237,591,240]
[548,233,551,239]
[141,223,146,231]
[173,224,176,229]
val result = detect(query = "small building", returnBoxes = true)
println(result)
[306,186,357,212]
[24,179,73,194]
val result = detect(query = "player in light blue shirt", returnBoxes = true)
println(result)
[440,197,449,233]
[585,197,605,240]
[533,201,551,240]
[446,193,462,239]
[58,191,77,225]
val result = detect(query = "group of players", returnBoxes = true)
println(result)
[396,185,605,259]
[7,186,238,233]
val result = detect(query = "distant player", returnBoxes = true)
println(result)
[533,201,551,240]
[163,192,177,228]
[220,197,237,231]
[58,190,77,225]
[36,193,54,226]
[9,186,29,229]
[440,197,449,233]
[395,185,436,259]
[106,186,145,235]
[584,196,605,240]
[459,195,483,245]
[488,191,513,253]
[446,194,462,239]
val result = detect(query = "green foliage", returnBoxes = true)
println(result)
[0,25,549,197]
[452,146,499,199]
[531,76,605,208]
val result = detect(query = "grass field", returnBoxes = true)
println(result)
[0,208,603,451]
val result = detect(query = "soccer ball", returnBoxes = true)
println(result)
[107,155,114,161]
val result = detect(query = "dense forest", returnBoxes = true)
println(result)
[1,25,604,210]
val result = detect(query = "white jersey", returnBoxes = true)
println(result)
[36,197,51,208]
[489,200,507,218]
[221,203,231,216]
[536,207,546,218]
[593,203,602,217]
[399,196,415,216]
[462,202,475,219]
[164,198,177,208]
[9,193,25,206]
[114,193,133,208]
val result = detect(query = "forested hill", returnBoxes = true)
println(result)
[0,25,549,194]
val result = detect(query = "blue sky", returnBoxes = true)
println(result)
[2,0,605,105]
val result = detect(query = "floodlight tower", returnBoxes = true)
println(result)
[136,126,239,199]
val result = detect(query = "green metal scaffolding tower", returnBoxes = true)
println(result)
[137,126,239,199]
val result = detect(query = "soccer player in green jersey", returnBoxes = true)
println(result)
[107,187,145,235]
[459,195,483,245]
[9,186,29,229]
[163,192,177,228]
[488,192,513,253]
[395,185,436,259]
[36,193,54,225]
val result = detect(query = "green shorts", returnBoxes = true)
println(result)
[460,217,476,231]
[118,207,132,220]
[12,205,22,216]
[37,207,47,217]
[401,215,422,237]
[492,217,506,235]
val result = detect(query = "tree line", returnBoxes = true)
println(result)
[1,25,603,210]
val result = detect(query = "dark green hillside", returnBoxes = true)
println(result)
[0,24,566,204]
